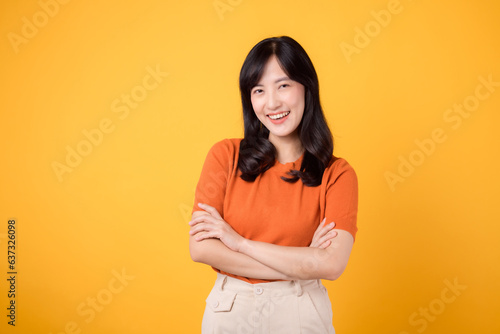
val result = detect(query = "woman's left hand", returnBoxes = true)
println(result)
[189,203,246,252]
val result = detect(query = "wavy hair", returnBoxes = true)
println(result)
[237,36,334,187]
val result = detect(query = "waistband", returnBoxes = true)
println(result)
[214,272,325,298]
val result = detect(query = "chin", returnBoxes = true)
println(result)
[269,130,297,139]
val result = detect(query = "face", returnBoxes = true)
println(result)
[250,55,305,143]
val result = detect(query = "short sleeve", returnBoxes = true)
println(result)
[192,139,235,217]
[323,159,358,241]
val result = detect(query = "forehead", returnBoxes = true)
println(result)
[257,55,289,83]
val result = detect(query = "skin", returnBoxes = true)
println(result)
[250,55,305,163]
[189,208,339,280]
[189,55,354,281]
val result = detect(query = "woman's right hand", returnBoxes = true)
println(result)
[309,218,338,249]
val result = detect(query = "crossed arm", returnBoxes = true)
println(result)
[189,203,354,281]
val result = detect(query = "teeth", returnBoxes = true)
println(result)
[268,111,290,120]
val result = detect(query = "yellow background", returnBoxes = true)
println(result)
[1,0,499,333]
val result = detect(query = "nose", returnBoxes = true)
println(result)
[266,90,281,110]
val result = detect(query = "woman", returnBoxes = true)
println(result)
[189,36,358,333]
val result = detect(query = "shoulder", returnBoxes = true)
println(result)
[204,138,242,167]
[208,138,242,157]
[210,138,242,150]
[322,157,358,186]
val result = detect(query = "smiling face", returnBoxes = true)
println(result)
[250,55,305,145]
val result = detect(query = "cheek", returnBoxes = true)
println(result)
[251,97,264,114]
[294,88,306,112]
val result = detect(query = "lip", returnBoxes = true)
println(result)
[267,112,290,125]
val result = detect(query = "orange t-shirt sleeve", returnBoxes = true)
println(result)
[324,159,359,241]
[192,139,233,216]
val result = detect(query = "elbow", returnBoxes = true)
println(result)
[190,248,207,264]
[324,270,342,281]
[323,263,347,281]
[190,249,202,263]
[189,239,205,263]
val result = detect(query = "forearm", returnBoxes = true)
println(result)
[239,231,354,281]
[189,207,352,281]
[189,236,291,280]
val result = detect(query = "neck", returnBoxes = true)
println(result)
[269,133,304,164]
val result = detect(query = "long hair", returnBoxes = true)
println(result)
[237,36,334,187]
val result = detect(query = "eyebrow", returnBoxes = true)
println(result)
[253,76,290,87]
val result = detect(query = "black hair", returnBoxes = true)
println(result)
[237,36,334,187]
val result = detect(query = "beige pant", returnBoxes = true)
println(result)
[202,273,335,334]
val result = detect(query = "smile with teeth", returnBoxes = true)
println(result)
[268,111,290,120]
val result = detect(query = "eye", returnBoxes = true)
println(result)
[279,83,290,89]
[252,88,263,94]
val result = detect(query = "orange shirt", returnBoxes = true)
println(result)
[192,138,358,284]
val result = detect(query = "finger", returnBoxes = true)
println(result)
[189,223,209,236]
[189,218,204,226]
[194,232,208,241]
[319,240,331,249]
[311,220,333,247]
[190,220,222,235]
[315,222,334,239]
[317,218,327,230]
[190,220,218,234]
[323,217,335,226]
[189,214,217,226]
[326,229,338,239]
[195,231,220,242]
[312,218,327,239]
[319,223,335,240]
[198,203,222,219]
[317,230,338,245]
